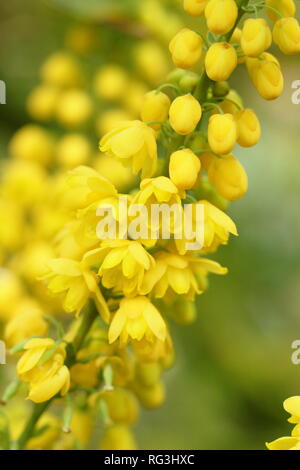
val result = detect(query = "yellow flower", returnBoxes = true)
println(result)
[2,161,46,206]
[96,109,133,137]
[265,0,296,23]
[208,113,237,155]
[241,19,272,57]
[100,120,157,179]
[17,338,70,403]
[246,52,284,100]
[101,388,139,425]
[169,94,202,135]
[207,154,248,201]
[93,154,136,192]
[94,65,128,101]
[175,199,238,254]
[205,42,237,82]
[273,18,300,55]
[9,124,55,166]
[284,396,300,423]
[266,436,300,450]
[266,396,300,450]
[108,296,166,345]
[140,251,227,300]
[134,41,169,85]
[141,91,171,130]
[66,165,117,211]
[184,0,208,16]
[84,240,155,297]
[169,148,201,190]
[205,0,238,35]
[56,89,93,128]
[169,28,203,69]
[235,108,261,147]
[40,258,110,321]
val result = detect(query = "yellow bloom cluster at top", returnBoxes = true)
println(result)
[0,0,299,451]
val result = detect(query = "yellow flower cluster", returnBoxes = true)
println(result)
[267,397,300,450]
[0,0,299,451]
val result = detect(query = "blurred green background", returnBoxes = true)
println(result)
[1,0,300,450]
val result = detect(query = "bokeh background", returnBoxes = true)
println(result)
[1,0,300,450]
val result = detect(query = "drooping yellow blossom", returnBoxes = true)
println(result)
[235,109,261,147]
[241,19,272,57]
[17,338,70,403]
[141,91,171,130]
[83,240,155,297]
[184,0,208,16]
[40,258,110,321]
[169,94,202,135]
[208,154,248,201]
[205,0,238,35]
[169,148,201,190]
[108,296,167,345]
[100,120,157,179]
[175,199,237,254]
[208,113,237,155]
[169,28,203,69]
[266,396,300,450]
[205,43,237,82]
[246,52,284,100]
[140,251,227,300]
[273,18,300,55]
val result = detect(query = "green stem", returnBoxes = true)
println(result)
[17,300,98,449]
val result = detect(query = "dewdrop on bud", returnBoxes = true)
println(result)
[273,18,300,55]
[205,0,238,35]
[141,91,171,130]
[235,109,261,147]
[169,94,202,135]
[205,43,237,82]
[169,149,201,190]
[208,114,237,155]
[169,28,203,69]
[184,0,208,16]
[241,19,272,57]
[208,154,248,201]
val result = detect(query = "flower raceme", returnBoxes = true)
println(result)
[17,338,70,403]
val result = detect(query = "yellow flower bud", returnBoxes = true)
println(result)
[235,109,261,147]
[169,94,202,135]
[208,113,237,155]
[94,154,136,191]
[246,53,284,100]
[266,0,296,23]
[41,52,82,88]
[208,154,248,201]
[169,149,201,190]
[241,19,272,57]
[5,305,48,348]
[183,0,208,16]
[9,125,55,166]
[141,91,171,130]
[205,0,238,35]
[100,425,137,450]
[205,42,237,81]
[57,134,92,168]
[27,85,60,122]
[136,362,161,388]
[56,89,93,127]
[169,28,202,69]
[273,18,300,55]
[94,65,128,101]
[134,381,166,409]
